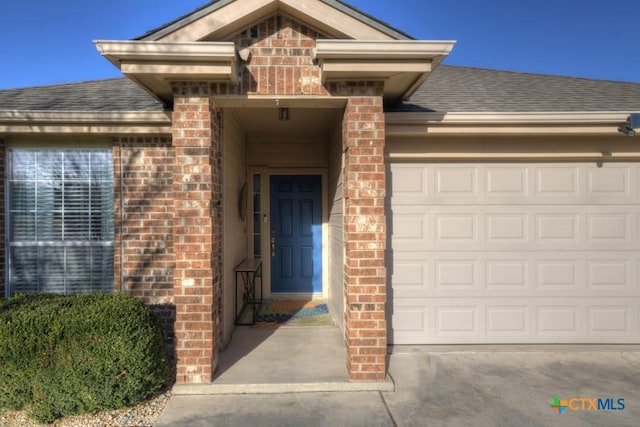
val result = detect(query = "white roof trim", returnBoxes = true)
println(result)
[95,40,236,64]
[386,111,632,125]
[0,110,172,135]
[315,40,455,59]
[385,112,635,137]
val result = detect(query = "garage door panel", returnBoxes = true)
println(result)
[486,214,528,240]
[391,260,427,289]
[435,259,479,290]
[389,163,640,206]
[392,251,640,298]
[487,167,528,195]
[391,214,427,240]
[392,307,428,333]
[586,213,631,241]
[435,214,478,242]
[535,166,580,196]
[486,260,528,288]
[435,306,480,337]
[487,306,530,336]
[587,166,632,196]
[435,167,479,196]
[392,168,426,194]
[390,297,639,344]
[389,161,640,344]
[391,206,640,251]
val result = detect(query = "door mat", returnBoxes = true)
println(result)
[255,300,334,327]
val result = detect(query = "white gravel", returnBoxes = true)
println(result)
[0,390,171,427]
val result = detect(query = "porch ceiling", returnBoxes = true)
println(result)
[230,106,342,134]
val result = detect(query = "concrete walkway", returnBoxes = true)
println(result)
[158,338,640,426]
[215,326,349,385]
[170,326,392,395]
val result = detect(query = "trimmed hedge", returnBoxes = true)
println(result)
[0,293,167,424]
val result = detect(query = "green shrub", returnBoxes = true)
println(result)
[0,293,167,424]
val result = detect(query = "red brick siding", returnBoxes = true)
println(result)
[113,137,175,298]
[171,82,221,384]
[112,137,175,337]
[342,94,387,381]
[210,15,330,96]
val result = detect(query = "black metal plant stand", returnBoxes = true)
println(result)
[234,258,263,325]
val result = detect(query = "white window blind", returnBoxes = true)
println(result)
[7,149,114,295]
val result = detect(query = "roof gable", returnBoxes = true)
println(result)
[137,0,410,42]
[95,1,453,105]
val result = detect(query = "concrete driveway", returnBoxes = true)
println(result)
[385,346,640,427]
[157,346,640,426]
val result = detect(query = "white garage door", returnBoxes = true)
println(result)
[388,162,640,344]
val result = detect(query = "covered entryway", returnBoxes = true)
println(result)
[388,157,640,344]
[222,103,344,306]
[95,0,454,382]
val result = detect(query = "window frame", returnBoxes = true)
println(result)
[5,148,115,297]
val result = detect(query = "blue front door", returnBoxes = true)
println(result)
[270,175,322,293]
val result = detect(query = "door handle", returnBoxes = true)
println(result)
[271,231,276,257]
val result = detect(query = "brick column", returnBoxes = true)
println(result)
[172,83,221,383]
[342,96,387,380]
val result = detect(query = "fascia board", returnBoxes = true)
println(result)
[94,40,236,62]
[0,125,172,135]
[386,112,633,125]
[320,0,413,40]
[146,0,278,42]
[137,0,237,41]
[315,40,456,60]
[0,110,172,135]
[278,0,397,40]
[385,112,636,137]
[0,111,171,123]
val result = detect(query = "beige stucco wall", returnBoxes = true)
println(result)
[223,112,248,346]
[327,121,344,329]
[247,133,328,168]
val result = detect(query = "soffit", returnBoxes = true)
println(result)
[94,41,238,103]
[232,107,341,134]
[315,40,455,103]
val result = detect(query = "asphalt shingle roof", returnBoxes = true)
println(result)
[0,66,639,114]
[0,78,164,112]
[399,65,640,113]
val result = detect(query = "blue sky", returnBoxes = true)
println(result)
[1,0,638,89]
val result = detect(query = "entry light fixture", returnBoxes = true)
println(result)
[278,107,290,122]
[618,113,639,137]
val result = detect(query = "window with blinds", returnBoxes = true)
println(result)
[7,149,114,296]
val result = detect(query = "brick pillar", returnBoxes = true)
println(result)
[172,83,221,383]
[342,96,387,380]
